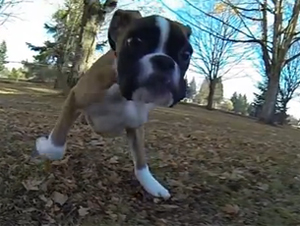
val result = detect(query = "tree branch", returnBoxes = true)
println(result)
[284,52,300,66]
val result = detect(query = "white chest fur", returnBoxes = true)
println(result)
[83,84,154,136]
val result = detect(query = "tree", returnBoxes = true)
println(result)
[27,0,114,90]
[287,115,299,126]
[0,40,7,72]
[277,42,300,116]
[250,79,268,117]
[174,0,244,110]
[195,77,224,107]
[68,0,118,89]
[240,94,249,115]
[0,0,23,26]
[251,42,300,124]
[186,77,197,99]
[230,92,239,111]
[230,92,249,115]
[219,99,234,111]
[8,67,24,81]
[27,0,85,90]
[183,0,300,124]
[250,79,287,124]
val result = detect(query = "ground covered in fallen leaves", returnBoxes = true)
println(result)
[1,80,300,226]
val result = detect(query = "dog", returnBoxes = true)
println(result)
[33,9,193,199]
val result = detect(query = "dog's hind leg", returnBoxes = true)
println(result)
[126,127,171,199]
[33,90,80,160]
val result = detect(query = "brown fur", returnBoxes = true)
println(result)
[50,10,148,169]
[37,10,194,199]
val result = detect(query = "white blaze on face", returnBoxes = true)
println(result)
[136,16,182,107]
[155,16,180,85]
[155,16,170,52]
[138,16,180,84]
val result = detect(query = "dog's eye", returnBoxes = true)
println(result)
[181,51,191,61]
[126,37,142,47]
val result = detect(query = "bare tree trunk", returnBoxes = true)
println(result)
[278,102,288,125]
[53,62,70,94]
[259,75,280,124]
[206,79,216,110]
[54,73,69,94]
[68,0,117,89]
[53,78,59,89]
[68,1,101,88]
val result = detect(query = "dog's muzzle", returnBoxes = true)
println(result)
[151,55,175,73]
[131,54,180,106]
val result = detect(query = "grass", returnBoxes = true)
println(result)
[0,80,300,225]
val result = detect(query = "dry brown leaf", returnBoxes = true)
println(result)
[45,199,54,208]
[156,218,168,226]
[89,139,104,146]
[40,174,55,192]
[51,155,70,165]
[108,156,119,164]
[22,178,43,191]
[78,206,90,217]
[257,183,269,191]
[160,204,179,209]
[39,194,48,202]
[153,198,160,203]
[168,179,185,187]
[23,207,38,212]
[43,213,56,224]
[222,204,240,215]
[51,191,68,206]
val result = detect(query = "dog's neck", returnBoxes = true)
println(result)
[113,50,117,58]
[112,50,118,72]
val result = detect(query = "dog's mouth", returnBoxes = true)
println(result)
[132,86,173,106]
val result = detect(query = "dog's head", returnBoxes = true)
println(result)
[108,9,193,107]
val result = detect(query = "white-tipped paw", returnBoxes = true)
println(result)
[33,136,65,160]
[135,165,171,199]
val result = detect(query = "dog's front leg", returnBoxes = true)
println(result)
[33,90,80,160]
[126,127,171,199]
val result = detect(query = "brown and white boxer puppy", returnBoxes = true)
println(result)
[33,9,193,199]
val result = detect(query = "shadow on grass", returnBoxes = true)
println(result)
[0,79,63,98]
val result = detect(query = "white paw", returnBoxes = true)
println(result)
[34,136,65,160]
[135,165,171,199]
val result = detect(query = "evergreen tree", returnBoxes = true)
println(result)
[26,0,84,88]
[186,77,197,99]
[195,78,209,105]
[241,94,249,115]
[251,78,280,118]
[214,77,224,105]
[26,0,116,91]
[8,67,24,80]
[230,92,238,109]
[230,92,249,115]
[0,40,7,72]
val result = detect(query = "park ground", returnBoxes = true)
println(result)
[0,80,300,226]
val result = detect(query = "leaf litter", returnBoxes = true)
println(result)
[1,81,300,225]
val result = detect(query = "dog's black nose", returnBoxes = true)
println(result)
[151,55,175,71]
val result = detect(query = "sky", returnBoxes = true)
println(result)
[0,0,299,118]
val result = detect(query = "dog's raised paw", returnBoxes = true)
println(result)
[33,136,65,160]
[135,165,171,199]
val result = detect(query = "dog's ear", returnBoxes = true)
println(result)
[183,25,192,39]
[174,22,192,39]
[108,9,142,51]
[102,0,118,13]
